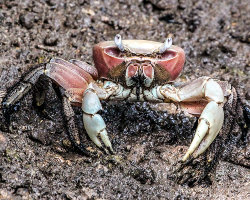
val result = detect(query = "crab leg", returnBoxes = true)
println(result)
[2,64,45,109]
[61,90,90,155]
[158,77,225,161]
[2,58,99,155]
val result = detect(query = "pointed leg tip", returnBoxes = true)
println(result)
[193,151,201,159]
[108,146,114,154]
[182,153,189,162]
[77,144,92,157]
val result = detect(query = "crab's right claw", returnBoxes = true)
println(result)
[182,101,224,161]
[82,89,114,153]
[83,113,113,152]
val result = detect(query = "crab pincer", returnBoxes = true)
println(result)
[82,89,114,153]
[182,101,224,161]
[159,77,225,161]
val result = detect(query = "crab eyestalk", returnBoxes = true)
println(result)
[159,37,172,53]
[114,34,125,52]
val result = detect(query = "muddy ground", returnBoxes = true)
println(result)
[0,0,249,199]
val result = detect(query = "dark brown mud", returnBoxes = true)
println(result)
[0,0,249,199]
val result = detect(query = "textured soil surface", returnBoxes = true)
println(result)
[0,0,249,199]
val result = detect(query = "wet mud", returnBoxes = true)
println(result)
[0,0,249,199]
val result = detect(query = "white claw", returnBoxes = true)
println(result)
[89,133,102,148]
[83,113,105,148]
[82,89,114,152]
[182,120,209,161]
[193,119,222,158]
[182,101,224,161]
[83,113,113,152]
[82,90,102,114]
[100,129,114,152]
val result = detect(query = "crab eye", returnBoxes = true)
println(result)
[114,34,125,51]
[159,37,172,53]
[105,47,122,57]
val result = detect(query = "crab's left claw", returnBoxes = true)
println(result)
[158,77,225,161]
[182,101,224,161]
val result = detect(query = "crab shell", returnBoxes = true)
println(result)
[93,40,185,84]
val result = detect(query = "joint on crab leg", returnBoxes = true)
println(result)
[159,77,224,103]
[3,64,45,108]
[61,92,90,155]
[82,89,114,153]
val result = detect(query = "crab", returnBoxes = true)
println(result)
[2,34,231,161]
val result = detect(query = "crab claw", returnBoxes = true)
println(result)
[182,101,224,161]
[82,89,114,152]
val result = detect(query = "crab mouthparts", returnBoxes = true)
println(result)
[125,62,154,99]
[131,74,144,100]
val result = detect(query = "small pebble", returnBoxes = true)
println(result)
[46,0,59,6]
[19,13,35,29]
[127,144,146,163]
[44,33,59,46]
